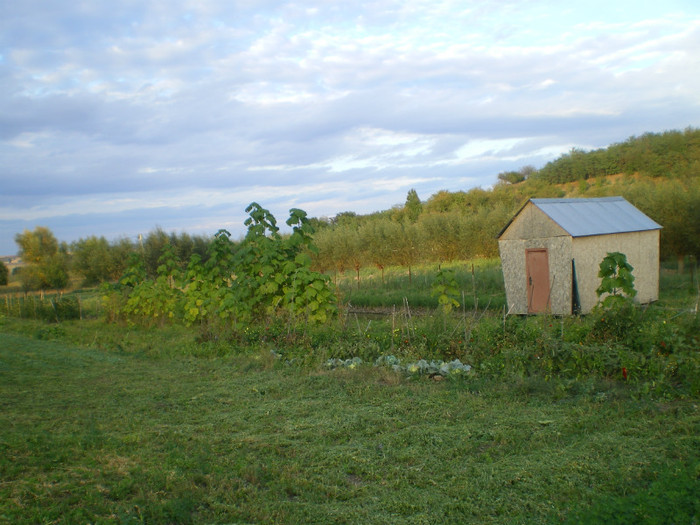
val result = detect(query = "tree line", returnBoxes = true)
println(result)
[4,127,699,293]
[306,128,700,277]
[309,172,700,280]
[531,127,700,183]
[8,227,212,292]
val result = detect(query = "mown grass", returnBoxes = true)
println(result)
[0,261,698,523]
[1,323,698,524]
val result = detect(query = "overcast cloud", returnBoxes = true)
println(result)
[1,0,699,255]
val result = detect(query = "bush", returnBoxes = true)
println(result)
[0,261,8,286]
[589,299,640,341]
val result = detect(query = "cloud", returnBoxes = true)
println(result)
[1,1,699,254]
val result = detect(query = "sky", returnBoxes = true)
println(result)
[1,1,699,255]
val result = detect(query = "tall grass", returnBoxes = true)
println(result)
[336,259,506,311]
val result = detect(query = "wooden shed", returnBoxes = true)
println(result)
[497,197,662,315]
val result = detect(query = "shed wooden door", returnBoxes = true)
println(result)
[526,249,550,313]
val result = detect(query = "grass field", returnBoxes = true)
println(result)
[1,320,698,524]
[1,261,698,523]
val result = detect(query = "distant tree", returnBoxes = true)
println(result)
[520,165,537,179]
[345,227,365,288]
[0,260,8,286]
[14,226,69,291]
[424,190,462,213]
[142,227,170,278]
[497,171,525,184]
[110,237,136,278]
[308,216,332,232]
[635,178,700,272]
[42,252,70,290]
[404,189,423,223]
[418,213,463,262]
[306,127,700,274]
[165,231,210,265]
[330,224,364,287]
[360,219,398,284]
[310,227,335,274]
[389,221,420,284]
[15,226,58,264]
[71,236,131,285]
[332,211,359,227]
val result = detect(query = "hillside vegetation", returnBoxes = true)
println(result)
[4,127,699,294]
[310,127,700,277]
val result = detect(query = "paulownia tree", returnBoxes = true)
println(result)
[596,251,636,307]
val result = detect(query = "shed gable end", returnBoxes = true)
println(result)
[499,202,569,241]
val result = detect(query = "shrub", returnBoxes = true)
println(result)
[0,260,8,286]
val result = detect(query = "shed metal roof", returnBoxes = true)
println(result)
[528,197,662,237]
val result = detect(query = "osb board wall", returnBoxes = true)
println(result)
[499,236,573,315]
[499,202,568,241]
[572,230,660,313]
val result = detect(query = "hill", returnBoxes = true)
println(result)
[309,128,700,274]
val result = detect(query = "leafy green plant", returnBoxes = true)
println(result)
[103,204,337,334]
[231,204,337,324]
[430,266,461,314]
[596,251,637,307]
[181,228,238,329]
[324,354,472,377]
[120,243,184,325]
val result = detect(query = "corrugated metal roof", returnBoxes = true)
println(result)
[530,197,662,237]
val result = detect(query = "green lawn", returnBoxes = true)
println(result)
[1,327,698,524]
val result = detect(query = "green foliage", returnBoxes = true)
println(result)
[229,204,337,324]
[0,294,81,323]
[14,225,59,263]
[14,227,70,291]
[305,127,700,270]
[0,260,8,286]
[623,176,700,265]
[37,296,81,323]
[533,127,700,183]
[596,251,637,308]
[325,355,472,377]
[589,299,640,341]
[497,170,526,184]
[138,227,212,278]
[338,260,505,311]
[119,252,147,287]
[181,229,237,328]
[71,235,129,285]
[430,267,460,314]
[121,243,184,325]
[104,204,337,333]
[403,188,423,223]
